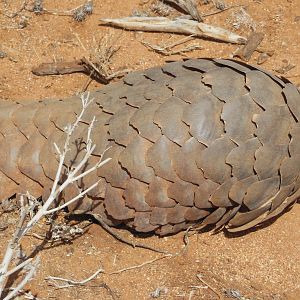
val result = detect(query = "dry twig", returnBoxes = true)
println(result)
[46,255,169,287]
[74,31,130,84]
[196,274,223,299]
[141,35,203,56]
[32,32,130,88]
[46,267,104,289]
[99,16,247,44]
[32,60,86,76]
[108,255,170,275]
[46,255,169,299]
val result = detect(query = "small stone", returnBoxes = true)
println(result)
[215,1,226,10]
[18,17,28,29]
[0,51,7,59]
[257,52,270,65]
[150,287,168,298]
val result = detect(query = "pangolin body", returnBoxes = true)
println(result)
[1,58,300,235]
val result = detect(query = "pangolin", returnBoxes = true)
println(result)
[1,58,299,235]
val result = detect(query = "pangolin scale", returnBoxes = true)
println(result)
[1,58,300,235]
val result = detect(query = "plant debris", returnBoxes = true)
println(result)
[257,52,271,65]
[230,7,256,31]
[99,16,246,44]
[151,1,173,17]
[234,32,264,61]
[164,0,203,22]
[0,51,7,59]
[141,35,203,56]
[32,0,43,14]
[275,59,296,74]
[150,286,168,298]
[32,31,129,88]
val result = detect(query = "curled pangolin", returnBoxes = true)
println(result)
[1,58,300,235]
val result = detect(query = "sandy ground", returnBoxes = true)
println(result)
[0,0,300,299]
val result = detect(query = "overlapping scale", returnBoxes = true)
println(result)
[0,58,299,236]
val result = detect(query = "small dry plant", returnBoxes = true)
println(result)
[0,93,110,300]
[87,32,124,81]
[74,30,130,86]
[229,7,256,31]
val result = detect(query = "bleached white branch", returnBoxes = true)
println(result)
[46,180,100,214]
[19,92,108,238]
[3,257,40,300]
[45,255,170,289]
[99,16,247,44]
[46,266,104,289]
[4,258,33,278]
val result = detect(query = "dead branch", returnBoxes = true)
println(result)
[32,57,130,84]
[99,16,247,44]
[38,29,123,90]
[46,256,169,293]
[196,274,223,299]
[32,60,86,76]
[141,35,203,55]
[164,0,203,22]
[3,258,40,300]
[46,267,104,289]
[108,255,170,275]
[0,198,40,300]
[81,57,130,83]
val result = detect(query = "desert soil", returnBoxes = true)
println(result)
[0,0,300,299]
